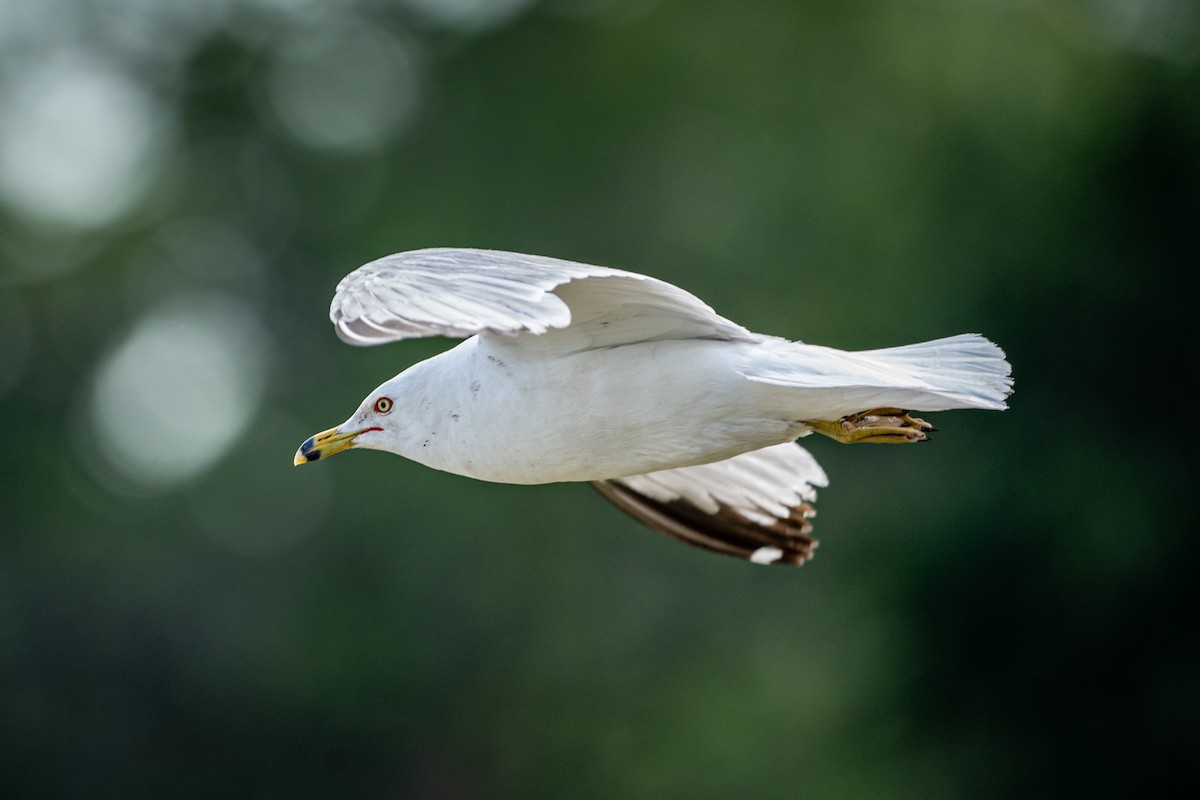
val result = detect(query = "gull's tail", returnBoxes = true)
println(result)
[742,333,1014,420]
[854,333,1013,410]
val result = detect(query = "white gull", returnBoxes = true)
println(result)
[295,248,1013,566]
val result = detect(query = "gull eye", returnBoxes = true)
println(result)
[373,397,393,414]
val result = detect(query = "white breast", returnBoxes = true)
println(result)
[391,336,798,484]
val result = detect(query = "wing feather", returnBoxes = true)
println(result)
[592,442,830,566]
[328,248,751,348]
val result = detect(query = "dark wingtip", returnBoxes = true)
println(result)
[591,480,818,567]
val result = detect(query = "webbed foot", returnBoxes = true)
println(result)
[803,408,935,444]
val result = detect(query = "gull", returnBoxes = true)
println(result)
[295,248,1012,566]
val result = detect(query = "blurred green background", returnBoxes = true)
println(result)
[1,0,1197,797]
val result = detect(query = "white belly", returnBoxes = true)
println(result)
[399,336,797,484]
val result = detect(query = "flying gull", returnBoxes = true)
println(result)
[295,248,1013,566]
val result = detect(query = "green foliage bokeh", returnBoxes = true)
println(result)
[1,1,1196,797]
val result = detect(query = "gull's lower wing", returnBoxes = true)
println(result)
[592,442,829,566]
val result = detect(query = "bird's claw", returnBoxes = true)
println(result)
[804,408,935,444]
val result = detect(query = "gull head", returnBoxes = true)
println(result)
[293,386,398,466]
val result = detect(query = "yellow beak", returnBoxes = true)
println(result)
[293,425,378,465]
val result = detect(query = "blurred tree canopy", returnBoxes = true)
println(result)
[1,0,1197,798]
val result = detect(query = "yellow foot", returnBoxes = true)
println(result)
[803,408,935,444]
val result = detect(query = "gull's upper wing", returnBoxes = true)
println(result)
[329,248,754,348]
[592,443,830,566]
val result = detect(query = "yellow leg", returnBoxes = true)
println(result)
[802,408,935,444]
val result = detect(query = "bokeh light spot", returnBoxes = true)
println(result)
[265,17,421,153]
[0,50,167,229]
[1091,0,1199,63]
[88,294,270,491]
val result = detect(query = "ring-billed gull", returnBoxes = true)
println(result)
[295,248,1012,566]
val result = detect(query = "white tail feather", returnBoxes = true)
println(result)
[742,333,1013,418]
[856,334,1013,410]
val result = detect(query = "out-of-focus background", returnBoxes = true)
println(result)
[1,0,1196,797]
